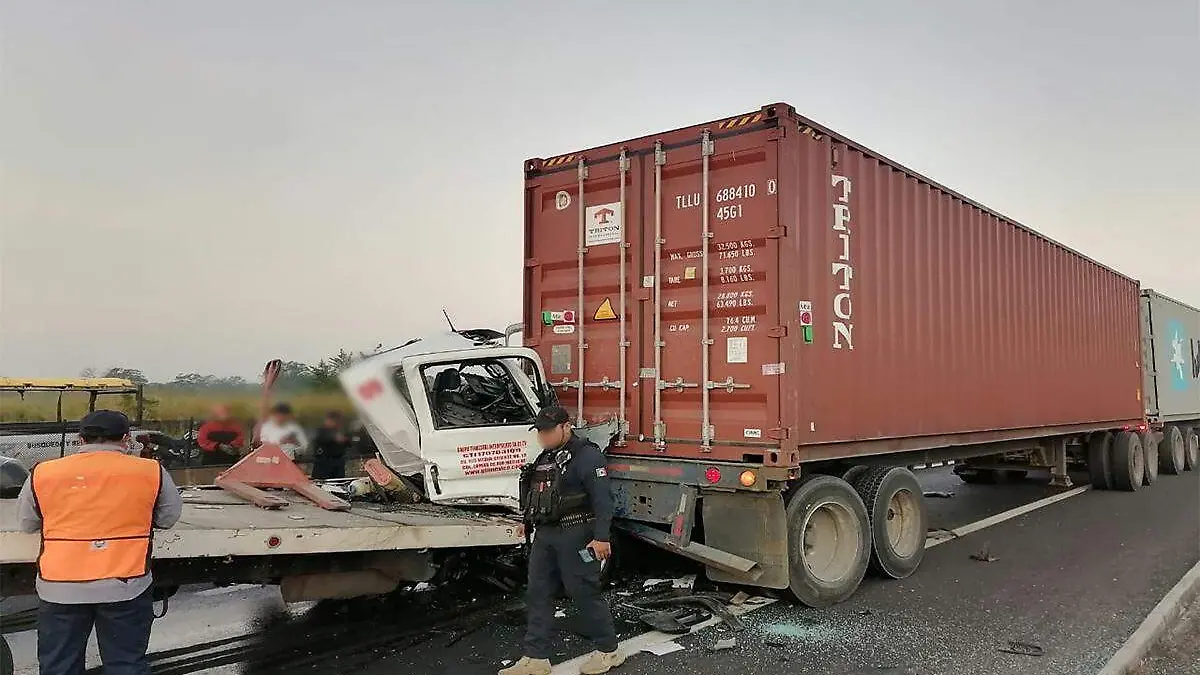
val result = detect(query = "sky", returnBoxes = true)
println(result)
[1,0,1197,381]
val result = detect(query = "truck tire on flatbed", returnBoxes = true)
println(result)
[1087,432,1114,490]
[784,475,871,608]
[1184,427,1199,471]
[1160,425,1186,475]
[851,467,927,579]
[1111,431,1144,492]
[1141,431,1159,486]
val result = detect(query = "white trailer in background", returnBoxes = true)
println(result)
[1140,290,1200,473]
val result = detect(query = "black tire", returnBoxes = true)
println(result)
[1087,432,1114,490]
[1141,431,1159,486]
[956,468,998,484]
[1185,427,1200,472]
[851,467,927,580]
[1160,425,1186,475]
[0,635,11,675]
[842,465,870,486]
[1111,431,1144,492]
[785,475,871,608]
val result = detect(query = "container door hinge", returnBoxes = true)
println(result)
[768,326,787,338]
[766,226,787,239]
[767,427,790,440]
[524,258,541,268]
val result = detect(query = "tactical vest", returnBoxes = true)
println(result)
[519,448,593,527]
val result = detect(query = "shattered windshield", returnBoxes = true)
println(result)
[421,357,540,430]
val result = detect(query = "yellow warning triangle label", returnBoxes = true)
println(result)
[594,298,618,321]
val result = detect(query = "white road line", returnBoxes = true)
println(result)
[550,483,1091,672]
[925,485,1090,549]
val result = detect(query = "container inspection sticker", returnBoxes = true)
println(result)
[553,324,576,335]
[743,428,762,439]
[726,337,748,364]
[585,202,622,246]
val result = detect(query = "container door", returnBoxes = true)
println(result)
[524,156,638,441]
[643,131,783,457]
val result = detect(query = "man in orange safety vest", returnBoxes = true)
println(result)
[16,410,183,675]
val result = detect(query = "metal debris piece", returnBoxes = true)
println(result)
[970,544,997,563]
[709,637,737,652]
[923,490,955,498]
[997,640,1044,657]
[730,591,750,606]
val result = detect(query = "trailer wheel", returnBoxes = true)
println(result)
[785,475,870,608]
[1160,425,1186,475]
[1087,432,1114,490]
[852,467,927,580]
[842,465,870,486]
[1141,431,1159,486]
[1111,431,1144,492]
[1184,427,1200,471]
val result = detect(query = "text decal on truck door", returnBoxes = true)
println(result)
[831,174,855,350]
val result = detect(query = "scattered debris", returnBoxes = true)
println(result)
[554,609,567,619]
[640,641,685,656]
[672,574,697,590]
[412,582,435,593]
[710,637,737,652]
[500,660,512,667]
[730,591,750,606]
[642,578,671,589]
[997,640,1044,657]
[923,490,955,499]
[970,544,998,563]
[857,608,874,616]
[634,607,712,633]
[288,514,306,520]
[616,591,635,597]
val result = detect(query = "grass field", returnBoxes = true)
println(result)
[0,388,352,425]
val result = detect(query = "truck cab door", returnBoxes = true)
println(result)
[408,349,551,508]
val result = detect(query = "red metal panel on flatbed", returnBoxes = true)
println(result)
[524,103,1144,465]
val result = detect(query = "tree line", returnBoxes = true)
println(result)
[81,349,358,393]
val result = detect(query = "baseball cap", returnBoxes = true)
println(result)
[529,405,571,431]
[80,410,131,437]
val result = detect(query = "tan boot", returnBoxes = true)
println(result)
[498,656,552,675]
[579,650,626,675]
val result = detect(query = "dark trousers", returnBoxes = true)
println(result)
[37,588,153,675]
[524,523,617,659]
[311,460,346,480]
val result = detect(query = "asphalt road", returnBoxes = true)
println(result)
[3,467,1196,675]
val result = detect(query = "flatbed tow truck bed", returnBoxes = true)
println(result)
[0,487,525,564]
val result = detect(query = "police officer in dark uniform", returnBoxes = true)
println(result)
[501,405,623,675]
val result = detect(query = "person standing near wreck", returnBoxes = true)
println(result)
[501,405,623,675]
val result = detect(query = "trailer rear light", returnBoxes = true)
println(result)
[704,467,722,484]
[739,470,757,487]
[1122,423,1149,432]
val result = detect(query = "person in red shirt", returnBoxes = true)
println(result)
[197,405,246,465]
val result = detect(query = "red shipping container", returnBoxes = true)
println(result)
[523,103,1144,466]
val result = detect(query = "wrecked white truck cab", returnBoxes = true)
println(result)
[340,328,563,510]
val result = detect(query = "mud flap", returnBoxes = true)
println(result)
[702,491,789,589]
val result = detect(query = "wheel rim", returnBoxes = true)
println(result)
[1132,441,1145,480]
[801,499,860,584]
[885,488,922,559]
[1188,433,1200,465]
